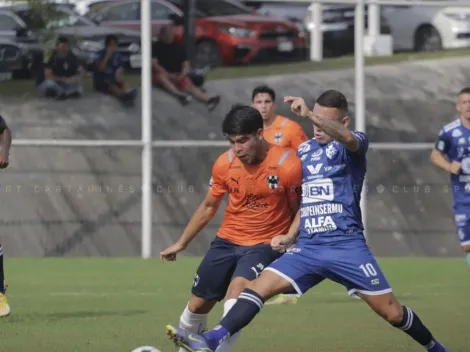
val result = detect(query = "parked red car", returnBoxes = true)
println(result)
[88,0,308,69]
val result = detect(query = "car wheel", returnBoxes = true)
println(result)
[194,40,221,70]
[414,25,442,52]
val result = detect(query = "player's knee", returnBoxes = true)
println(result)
[384,303,404,325]
[226,277,250,300]
[462,244,470,253]
[187,295,215,314]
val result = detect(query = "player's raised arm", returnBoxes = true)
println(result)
[284,93,360,152]
[0,115,11,169]
[160,162,226,262]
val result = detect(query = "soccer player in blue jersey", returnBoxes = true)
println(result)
[431,87,470,268]
[0,114,11,318]
[165,90,450,352]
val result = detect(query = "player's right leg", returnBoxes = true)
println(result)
[174,238,237,352]
[455,217,470,268]
[0,244,9,318]
[325,240,450,352]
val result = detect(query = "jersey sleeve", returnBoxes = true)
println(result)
[209,157,227,198]
[283,156,302,205]
[289,122,309,150]
[350,131,369,156]
[435,129,451,156]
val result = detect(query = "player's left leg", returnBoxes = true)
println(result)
[326,241,449,352]
[456,221,470,267]
[215,243,281,352]
[0,244,9,318]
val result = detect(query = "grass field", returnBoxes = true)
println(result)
[1,257,469,352]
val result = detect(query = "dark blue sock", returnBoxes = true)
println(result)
[203,288,264,350]
[393,306,446,351]
[0,245,4,294]
[466,253,470,268]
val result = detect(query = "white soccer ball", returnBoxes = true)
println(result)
[131,347,161,352]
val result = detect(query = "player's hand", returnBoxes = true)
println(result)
[271,234,295,253]
[160,242,186,263]
[448,161,461,175]
[0,154,9,169]
[284,96,310,117]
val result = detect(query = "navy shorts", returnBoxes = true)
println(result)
[191,236,281,301]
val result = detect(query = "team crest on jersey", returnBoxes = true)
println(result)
[326,143,338,159]
[274,132,283,143]
[267,175,280,189]
[452,129,462,137]
[298,141,311,154]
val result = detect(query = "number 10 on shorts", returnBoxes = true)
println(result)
[359,263,377,277]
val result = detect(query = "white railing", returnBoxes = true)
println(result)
[13,0,456,257]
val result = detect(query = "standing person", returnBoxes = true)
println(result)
[0,114,12,318]
[160,104,302,352]
[431,87,470,267]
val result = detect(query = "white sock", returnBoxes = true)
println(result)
[178,304,208,352]
[215,299,241,352]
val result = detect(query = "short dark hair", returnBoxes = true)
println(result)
[252,85,276,102]
[56,36,69,45]
[459,87,470,95]
[222,104,263,136]
[316,89,348,114]
[105,34,118,46]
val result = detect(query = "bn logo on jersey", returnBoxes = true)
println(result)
[302,178,334,203]
[267,175,280,189]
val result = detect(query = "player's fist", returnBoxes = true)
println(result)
[160,242,186,263]
[271,234,295,253]
[448,161,461,175]
[0,154,9,169]
[284,96,310,117]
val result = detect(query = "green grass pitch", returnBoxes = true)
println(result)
[1,257,469,351]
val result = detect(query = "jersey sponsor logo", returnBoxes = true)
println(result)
[267,175,280,189]
[243,193,269,209]
[459,137,466,145]
[452,129,462,137]
[298,141,311,154]
[304,215,337,234]
[300,154,308,161]
[325,143,338,159]
[437,140,445,152]
[306,163,323,175]
[310,149,323,161]
[302,178,334,204]
[461,157,470,174]
[324,164,346,172]
[300,203,343,217]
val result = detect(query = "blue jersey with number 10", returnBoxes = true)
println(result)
[296,131,368,245]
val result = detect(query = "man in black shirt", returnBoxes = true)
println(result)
[152,25,220,111]
[37,37,86,100]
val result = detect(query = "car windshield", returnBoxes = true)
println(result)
[195,0,251,16]
[15,7,95,30]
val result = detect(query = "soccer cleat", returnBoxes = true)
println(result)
[0,292,10,318]
[265,294,298,305]
[166,325,214,352]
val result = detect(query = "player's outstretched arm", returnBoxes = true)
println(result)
[160,191,223,262]
[0,116,11,169]
[284,96,359,152]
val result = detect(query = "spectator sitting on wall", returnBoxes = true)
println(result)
[152,24,221,111]
[37,36,86,100]
[94,34,137,106]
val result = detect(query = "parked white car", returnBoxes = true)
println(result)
[383,4,470,51]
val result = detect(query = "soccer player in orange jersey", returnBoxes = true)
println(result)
[160,104,302,352]
[252,85,308,151]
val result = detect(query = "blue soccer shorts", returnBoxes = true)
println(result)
[454,213,470,247]
[266,238,392,297]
